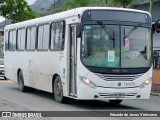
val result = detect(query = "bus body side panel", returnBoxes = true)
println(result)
[28,51,58,92]
[5,51,30,85]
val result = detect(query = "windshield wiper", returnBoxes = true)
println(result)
[124,23,143,38]
[96,20,115,40]
[96,20,115,47]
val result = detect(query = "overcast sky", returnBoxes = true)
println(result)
[26,0,37,5]
[0,0,37,22]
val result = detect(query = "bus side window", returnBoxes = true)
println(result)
[37,24,50,50]
[9,30,16,51]
[55,22,63,50]
[17,28,26,50]
[51,23,56,50]
[27,27,36,50]
[5,31,9,51]
[43,24,50,50]
[51,21,64,51]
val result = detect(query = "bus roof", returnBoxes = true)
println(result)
[5,7,151,30]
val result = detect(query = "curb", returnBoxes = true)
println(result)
[150,92,160,96]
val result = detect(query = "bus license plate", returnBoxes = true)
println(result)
[112,93,125,97]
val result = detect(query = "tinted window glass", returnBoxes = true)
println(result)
[9,30,16,51]
[43,24,50,50]
[27,27,36,50]
[51,21,64,50]
[5,31,9,51]
[51,23,56,50]
[17,28,26,50]
[38,24,49,50]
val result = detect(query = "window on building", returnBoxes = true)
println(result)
[27,27,36,50]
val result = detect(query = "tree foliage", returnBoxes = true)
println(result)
[0,0,35,23]
[48,0,95,15]
[38,0,154,16]
[111,0,134,8]
[49,0,105,15]
[64,0,94,9]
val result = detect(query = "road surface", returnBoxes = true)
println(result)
[0,79,160,120]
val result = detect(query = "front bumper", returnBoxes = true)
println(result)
[77,82,151,100]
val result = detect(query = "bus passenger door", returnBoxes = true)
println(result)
[69,25,77,97]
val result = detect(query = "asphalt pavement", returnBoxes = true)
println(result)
[0,79,160,120]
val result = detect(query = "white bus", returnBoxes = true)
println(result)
[4,7,152,104]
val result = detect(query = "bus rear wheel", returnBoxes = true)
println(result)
[109,100,123,105]
[54,76,67,103]
[18,70,28,92]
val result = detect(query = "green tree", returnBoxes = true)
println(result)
[49,0,95,14]
[0,0,35,23]
[64,0,94,9]
[111,0,134,8]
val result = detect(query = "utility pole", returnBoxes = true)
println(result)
[149,0,153,15]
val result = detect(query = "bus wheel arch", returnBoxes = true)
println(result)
[52,74,67,103]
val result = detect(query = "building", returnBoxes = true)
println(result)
[131,0,160,21]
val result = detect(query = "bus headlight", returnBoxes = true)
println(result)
[79,75,98,89]
[139,78,152,89]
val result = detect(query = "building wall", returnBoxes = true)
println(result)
[131,1,160,21]
[131,1,160,91]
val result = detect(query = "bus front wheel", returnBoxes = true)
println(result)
[54,76,67,103]
[109,100,123,105]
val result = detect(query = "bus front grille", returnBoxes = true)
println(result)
[95,73,143,81]
[98,93,137,98]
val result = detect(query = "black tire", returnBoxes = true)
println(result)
[109,100,123,105]
[4,76,7,80]
[18,70,29,92]
[53,76,67,103]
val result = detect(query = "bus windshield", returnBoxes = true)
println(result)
[81,24,151,68]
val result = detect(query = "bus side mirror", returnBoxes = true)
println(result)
[76,23,82,38]
[155,19,160,33]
